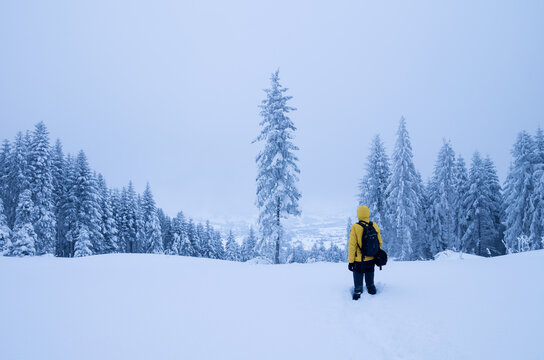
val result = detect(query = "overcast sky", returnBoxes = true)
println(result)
[1,0,543,222]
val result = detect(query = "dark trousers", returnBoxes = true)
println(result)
[353,261,375,294]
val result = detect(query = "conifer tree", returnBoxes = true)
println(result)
[74,151,103,255]
[157,209,173,253]
[530,128,544,248]
[453,156,470,251]
[225,230,240,261]
[186,219,200,256]
[503,132,536,251]
[6,132,30,228]
[60,155,78,257]
[428,141,456,254]
[97,174,118,253]
[462,153,499,255]
[11,189,37,256]
[74,226,92,257]
[359,134,391,227]
[141,183,163,254]
[28,122,56,254]
[0,141,10,214]
[482,156,505,255]
[119,182,138,253]
[241,226,257,261]
[254,70,301,264]
[385,117,420,260]
[51,139,66,256]
[0,198,12,255]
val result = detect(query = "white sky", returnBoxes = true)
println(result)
[1,0,543,222]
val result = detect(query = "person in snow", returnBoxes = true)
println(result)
[348,205,383,299]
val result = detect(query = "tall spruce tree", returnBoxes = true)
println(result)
[6,132,30,228]
[51,139,66,256]
[483,156,505,255]
[0,198,12,255]
[503,132,536,251]
[97,174,118,253]
[428,141,456,254]
[254,70,301,264]
[462,152,500,255]
[0,141,10,215]
[453,156,470,251]
[241,226,257,261]
[225,230,240,261]
[385,117,421,260]
[11,189,37,256]
[530,128,544,248]
[28,122,56,254]
[359,134,391,227]
[141,183,163,254]
[119,182,139,253]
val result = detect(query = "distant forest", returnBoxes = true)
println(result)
[0,122,343,263]
[0,120,542,262]
[358,117,544,260]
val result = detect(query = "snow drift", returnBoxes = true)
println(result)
[1,251,543,360]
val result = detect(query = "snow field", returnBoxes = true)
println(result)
[1,251,543,359]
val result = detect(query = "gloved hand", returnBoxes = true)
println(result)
[348,263,355,272]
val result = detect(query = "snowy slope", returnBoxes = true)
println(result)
[1,251,543,360]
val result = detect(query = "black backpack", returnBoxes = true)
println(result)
[356,221,380,258]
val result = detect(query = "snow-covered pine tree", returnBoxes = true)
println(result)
[359,134,391,227]
[74,225,92,257]
[462,152,498,256]
[97,174,118,254]
[119,182,138,253]
[0,141,10,216]
[141,183,163,254]
[186,219,201,256]
[73,151,103,255]
[211,230,225,260]
[385,117,421,260]
[254,70,301,264]
[413,171,429,259]
[0,198,12,255]
[503,132,536,251]
[225,230,240,261]
[28,122,56,255]
[195,222,206,257]
[530,128,544,248]
[135,193,145,253]
[157,209,173,253]
[51,139,66,256]
[6,132,30,229]
[59,155,78,257]
[482,156,505,255]
[453,156,470,251]
[241,226,257,261]
[428,140,456,255]
[171,211,192,256]
[10,189,37,256]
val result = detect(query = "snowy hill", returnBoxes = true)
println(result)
[1,251,543,360]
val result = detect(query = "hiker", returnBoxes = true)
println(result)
[348,205,383,300]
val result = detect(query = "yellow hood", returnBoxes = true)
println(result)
[357,205,369,222]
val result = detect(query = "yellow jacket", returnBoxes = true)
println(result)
[348,206,383,263]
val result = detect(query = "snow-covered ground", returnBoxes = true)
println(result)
[1,251,543,360]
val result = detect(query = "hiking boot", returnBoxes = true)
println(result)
[367,285,377,295]
[352,292,361,300]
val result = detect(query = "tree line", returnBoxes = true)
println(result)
[359,117,544,260]
[0,122,342,263]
